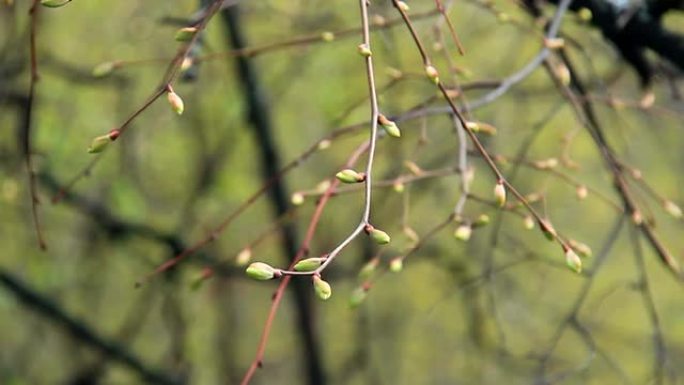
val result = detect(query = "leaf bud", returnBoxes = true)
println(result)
[494,181,506,207]
[389,257,403,273]
[425,65,440,84]
[294,257,327,272]
[453,224,472,242]
[565,247,582,273]
[313,275,332,300]
[235,248,252,266]
[245,262,279,281]
[336,169,365,184]
[175,27,198,42]
[167,88,184,115]
[367,226,391,245]
[663,200,682,219]
[378,114,401,138]
[357,43,372,57]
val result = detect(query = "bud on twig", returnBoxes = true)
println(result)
[87,129,120,154]
[245,262,278,280]
[357,43,372,57]
[321,32,335,42]
[389,257,403,273]
[523,215,535,230]
[167,88,184,115]
[367,226,391,245]
[92,61,118,78]
[564,247,582,273]
[378,114,401,138]
[663,200,682,219]
[576,185,588,200]
[494,181,506,207]
[396,1,410,12]
[294,257,327,272]
[425,65,440,84]
[235,248,252,266]
[291,192,305,206]
[474,214,490,227]
[313,275,332,300]
[349,286,368,307]
[336,169,365,184]
[539,219,557,241]
[359,258,379,279]
[175,27,198,42]
[453,224,472,242]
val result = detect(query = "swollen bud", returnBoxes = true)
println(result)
[175,27,198,42]
[378,114,401,138]
[92,61,118,78]
[569,239,592,258]
[523,215,535,230]
[663,200,682,219]
[425,65,440,84]
[313,275,332,300]
[359,258,379,280]
[389,257,403,273]
[474,214,490,227]
[577,7,592,22]
[167,88,184,115]
[453,224,472,242]
[564,247,582,273]
[235,248,252,266]
[543,37,565,49]
[294,257,326,272]
[357,43,372,57]
[494,181,506,207]
[336,169,365,184]
[396,1,410,12]
[576,185,588,200]
[321,32,335,42]
[367,226,391,245]
[539,220,557,241]
[291,192,305,206]
[245,262,278,281]
[349,286,368,308]
[87,129,120,154]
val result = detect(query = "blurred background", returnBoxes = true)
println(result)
[1,1,683,384]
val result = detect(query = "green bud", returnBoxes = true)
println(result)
[245,262,278,280]
[425,65,439,84]
[523,215,535,230]
[92,61,118,78]
[349,286,368,308]
[392,181,405,193]
[291,192,305,206]
[378,114,401,138]
[569,239,592,258]
[235,248,252,266]
[87,135,111,154]
[357,43,372,57]
[294,257,326,272]
[336,169,365,184]
[358,258,379,280]
[473,214,490,227]
[396,1,410,11]
[389,257,403,273]
[369,228,391,245]
[175,27,198,42]
[664,200,682,219]
[565,248,582,273]
[41,0,71,7]
[313,275,332,300]
[539,220,557,241]
[321,32,335,42]
[167,90,184,115]
[453,224,472,242]
[494,182,506,207]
